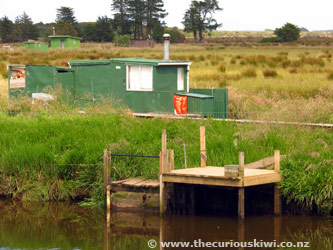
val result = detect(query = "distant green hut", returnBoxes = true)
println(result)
[48,35,82,49]
[23,41,48,52]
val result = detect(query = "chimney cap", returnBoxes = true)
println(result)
[163,33,170,40]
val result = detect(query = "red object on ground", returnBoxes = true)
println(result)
[174,95,188,114]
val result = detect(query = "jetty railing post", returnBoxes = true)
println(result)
[200,126,206,167]
[160,129,168,216]
[238,151,245,221]
[106,185,111,222]
[103,149,108,194]
[106,150,112,215]
[183,144,187,169]
[161,129,168,174]
[169,149,174,171]
[274,150,282,216]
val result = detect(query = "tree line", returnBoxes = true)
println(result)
[0,0,222,43]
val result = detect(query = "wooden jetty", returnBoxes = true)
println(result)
[104,126,283,220]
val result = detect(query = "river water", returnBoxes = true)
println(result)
[0,200,331,250]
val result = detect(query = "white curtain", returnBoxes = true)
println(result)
[128,65,153,91]
[177,67,184,91]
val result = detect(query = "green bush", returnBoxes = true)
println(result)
[115,35,130,47]
[274,23,300,42]
[166,27,185,43]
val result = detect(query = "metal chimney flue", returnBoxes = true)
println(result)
[163,34,170,60]
[52,27,56,36]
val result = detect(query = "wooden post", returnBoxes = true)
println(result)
[161,129,168,174]
[107,151,112,184]
[274,150,280,173]
[274,150,281,215]
[103,149,108,194]
[274,184,282,215]
[162,129,167,153]
[200,126,206,167]
[238,151,245,179]
[159,151,163,175]
[274,216,281,243]
[238,151,245,220]
[183,144,187,169]
[160,175,167,216]
[238,187,245,221]
[107,185,111,213]
[169,149,174,171]
[237,221,245,250]
[104,221,108,250]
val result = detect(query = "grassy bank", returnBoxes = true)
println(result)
[0,112,331,214]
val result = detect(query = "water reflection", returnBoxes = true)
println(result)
[0,200,331,250]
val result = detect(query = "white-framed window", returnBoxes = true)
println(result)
[126,65,153,91]
[177,67,184,91]
[73,40,76,44]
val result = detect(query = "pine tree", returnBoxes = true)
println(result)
[183,0,222,42]
[14,12,39,41]
[96,16,114,42]
[127,0,146,39]
[56,7,77,25]
[111,0,131,35]
[0,16,15,43]
[146,0,167,37]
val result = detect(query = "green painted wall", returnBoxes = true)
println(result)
[24,42,48,52]
[71,63,113,105]
[70,61,188,114]
[50,37,81,49]
[191,88,229,118]
[9,65,73,100]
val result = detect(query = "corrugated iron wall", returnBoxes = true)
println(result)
[191,88,228,118]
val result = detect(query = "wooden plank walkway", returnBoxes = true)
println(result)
[110,178,159,193]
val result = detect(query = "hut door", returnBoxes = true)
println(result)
[60,39,65,49]
[177,67,184,91]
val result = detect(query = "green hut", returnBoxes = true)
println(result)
[48,35,82,49]
[23,41,48,52]
[69,58,193,113]
[8,58,228,118]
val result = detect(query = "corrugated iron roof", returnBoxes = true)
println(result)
[110,58,191,66]
[68,58,191,67]
[48,35,82,40]
[68,60,111,66]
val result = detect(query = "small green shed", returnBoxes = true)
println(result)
[48,35,82,49]
[23,41,48,52]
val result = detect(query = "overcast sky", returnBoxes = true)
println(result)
[0,0,332,31]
